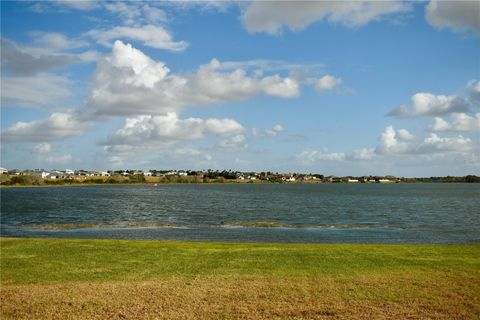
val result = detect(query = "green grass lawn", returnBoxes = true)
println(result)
[1,238,479,319]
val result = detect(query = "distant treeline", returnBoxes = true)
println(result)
[401,175,480,183]
[1,174,221,186]
[1,174,479,186]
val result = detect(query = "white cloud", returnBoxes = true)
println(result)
[388,92,471,117]
[29,31,89,51]
[216,134,248,151]
[375,126,475,155]
[397,128,416,141]
[88,41,303,116]
[87,24,188,51]
[315,75,342,92]
[252,124,284,138]
[467,80,480,104]
[1,112,91,142]
[349,148,375,160]
[1,73,72,107]
[296,150,346,165]
[1,38,78,76]
[100,112,244,147]
[103,2,168,25]
[55,0,98,11]
[1,36,98,76]
[425,0,480,35]
[242,1,411,34]
[34,142,53,154]
[431,113,480,132]
[376,126,411,154]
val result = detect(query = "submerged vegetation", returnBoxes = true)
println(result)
[1,238,479,319]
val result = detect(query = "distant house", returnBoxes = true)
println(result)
[0,167,7,174]
[64,169,74,175]
[178,171,188,176]
[143,171,152,176]
[348,179,359,183]
[324,176,336,182]
[378,179,393,183]
[101,171,110,177]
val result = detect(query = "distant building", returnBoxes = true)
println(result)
[324,176,336,182]
[143,171,152,176]
[65,169,74,175]
[348,179,359,183]
[378,179,393,183]
[0,167,7,174]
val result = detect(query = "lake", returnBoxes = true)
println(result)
[1,183,479,243]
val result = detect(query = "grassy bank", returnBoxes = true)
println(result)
[1,238,479,319]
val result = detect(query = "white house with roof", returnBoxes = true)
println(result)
[0,167,7,174]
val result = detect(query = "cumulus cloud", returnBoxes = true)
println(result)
[431,113,480,132]
[376,126,475,155]
[376,126,412,154]
[242,1,411,34]
[88,41,302,116]
[252,124,284,138]
[425,0,480,35]
[387,92,471,117]
[87,25,188,51]
[99,112,244,147]
[216,134,248,151]
[1,112,91,142]
[1,73,73,107]
[314,75,342,92]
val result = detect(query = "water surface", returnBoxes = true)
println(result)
[1,183,479,243]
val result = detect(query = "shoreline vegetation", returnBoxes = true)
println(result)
[1,173,479,187]
[1,238,479,319]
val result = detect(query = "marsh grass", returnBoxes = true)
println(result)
[1,238,479,319]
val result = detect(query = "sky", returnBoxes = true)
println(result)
[1,0,479,176]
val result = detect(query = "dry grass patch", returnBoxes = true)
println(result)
[1,238,479,319]
[2,275,478,319]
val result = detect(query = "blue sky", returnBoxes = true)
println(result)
[1,0,479,176]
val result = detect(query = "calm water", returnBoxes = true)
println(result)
[1,183,479,243]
